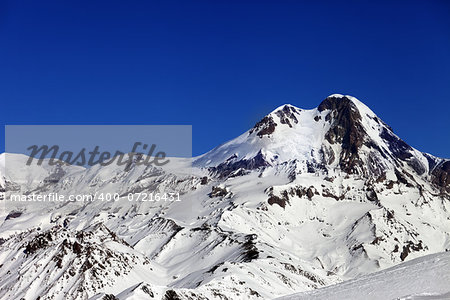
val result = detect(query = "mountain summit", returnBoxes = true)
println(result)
[197,94,449,193]
[0,95,449,300]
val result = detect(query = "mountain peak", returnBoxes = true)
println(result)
[196,94,438,180]
[318,94,359,112]
[270,103,301,114]
[249,104,303,138]
[250,94,371,140]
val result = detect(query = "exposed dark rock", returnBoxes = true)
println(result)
[209,186,228,198]
[274,105,299,128]
[72,241,83,254]
[370,237,383,245]
[318,96,366,174]
[288,186,307,198]
[164,290,181,300]
[385,209,394,220]
[386,181,395,189]
[268,195,287,208]
[322,188,344,201]
[306,161,327,173]
[63,218,71,228]
[366,188,378,202]
[423,153,439,171]
[281,262,324,285]
[431,160,450,192]
[375,173,387,183]
[248,105,301,137]
[240,237,259,262]
[228,168,250,178]
[249,116,277,137]
[400,245,409,261]
[319,146,335,165]
[395,169,413,187]
[209,150,270,179]
[249,288,261,297]
[141,284,154,297]
[191,223,211,231]
[324,176,335,182]
[5,211,22,220]
[441,160,450,172]
[352,243,364,252]
[24,231,53,255]
[367,151,388,177]
[407,158,427,176]
[380,128,412,160]
[207,262,224,273]
[200,176,208,185]
[365,140,389,160]
[379,128,427,175]
[400,240,424,261]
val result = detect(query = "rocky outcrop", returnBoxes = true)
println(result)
[319,95,366,174]
[431,160,450,192]
[209,150,270,179]
[274,105,300,128]
[250,115,277,137]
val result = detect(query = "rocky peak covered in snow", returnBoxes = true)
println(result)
[196,94,448,193]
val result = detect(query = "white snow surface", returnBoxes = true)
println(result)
[277,251,450,300]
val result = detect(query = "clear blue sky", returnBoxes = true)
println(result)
[1,1,449,157]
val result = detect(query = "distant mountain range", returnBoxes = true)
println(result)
[0,94,449,299]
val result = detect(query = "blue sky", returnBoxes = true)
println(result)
[1,0,449,157]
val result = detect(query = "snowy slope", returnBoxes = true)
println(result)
[0,94,449,300]
[277,251,450,300]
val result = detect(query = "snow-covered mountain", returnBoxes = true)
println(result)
[0,94,449,300]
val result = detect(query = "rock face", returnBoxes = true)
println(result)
[318,96,366,174]
[250,115,278,137]
[0,94,449,300]
[208,150,270,179]
[431,160,450,192]
[274,104,300,128]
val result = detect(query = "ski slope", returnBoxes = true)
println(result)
[277,251,450,300]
